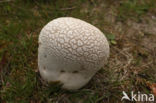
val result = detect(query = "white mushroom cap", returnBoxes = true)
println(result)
[38,17,109,90]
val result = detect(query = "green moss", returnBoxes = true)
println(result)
[117,0,155,21]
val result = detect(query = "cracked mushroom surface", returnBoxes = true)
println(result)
[38,17,110,90]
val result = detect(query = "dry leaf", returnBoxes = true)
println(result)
[148,83,156,96]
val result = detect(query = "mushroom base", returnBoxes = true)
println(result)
[39,67,94,90]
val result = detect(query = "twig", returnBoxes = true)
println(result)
[60,6,76,11]
[0,0,13,3]
[141,61,153,68]
[112,47,133,66]
[112,47,133,80]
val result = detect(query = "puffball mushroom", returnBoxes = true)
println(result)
[38,17,110,90]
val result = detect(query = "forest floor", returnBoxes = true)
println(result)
[0,0,156,103]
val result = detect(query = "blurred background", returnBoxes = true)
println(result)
[0,0,156,103]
